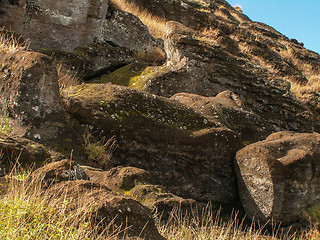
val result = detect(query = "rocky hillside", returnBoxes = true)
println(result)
[1,0,320,238]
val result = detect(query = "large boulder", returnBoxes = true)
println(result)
[1,0,108,51]
[62,83,243,205]
[0,48,87,160]
[101,9,155,51]
[235,131,320,224]
[45,181,165,240]
[0,0,154,51]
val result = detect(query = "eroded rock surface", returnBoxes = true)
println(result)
[62,83,243,205]
[2,0,108,51]
[235,131,320,224]
[0,49,86,160]
[37,42,135,80]
[46,181,165,240]
[1,0,320,230]
[27,159,90,189]
[101,9,155,51]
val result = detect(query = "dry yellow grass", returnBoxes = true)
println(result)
[0,28,27,53]
[56,64,80,93]
[0,167,127,240]
[110,0,167,39]
[2,160,320,240]
[290,75,320,99]
[157,205,320,240]
[134,46,166,65]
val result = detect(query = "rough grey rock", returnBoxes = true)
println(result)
[0,0,154,51]
[101,9,155,51]
[235,131,320,224]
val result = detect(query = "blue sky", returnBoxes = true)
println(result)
[227,0,320,54]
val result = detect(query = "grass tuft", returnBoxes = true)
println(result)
[56,64,80,93]
[83,128,117,169]
[0,115,13,135]
[0,28,28,54]
[134,47,166,65]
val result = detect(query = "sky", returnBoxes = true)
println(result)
[226,0,320,54]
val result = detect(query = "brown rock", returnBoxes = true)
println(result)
[37,42,135,80]
[131,184,198,218]
[45,181,165,240]
[84,165,197,219]
[0,133,57,174]
[0,49,86,160]
[84,165,152,191]
[27,159,90,189]
[235,131,320,224]
[26,160,165,239]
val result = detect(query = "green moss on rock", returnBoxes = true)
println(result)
[97,61,148,86]
[65,84,214,131]
[96,63,171,91]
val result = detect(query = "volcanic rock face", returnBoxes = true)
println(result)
[236,132,320,224]
[143,21,317,139]
[97,18,319,140]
